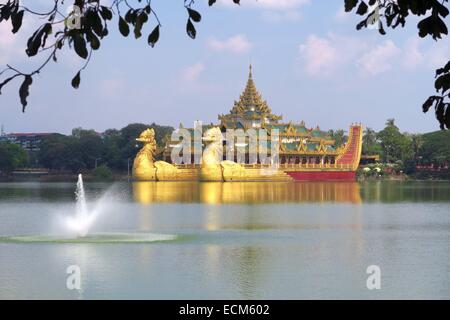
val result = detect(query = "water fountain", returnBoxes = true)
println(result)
[0,174,177,243]
[64,174,97,237]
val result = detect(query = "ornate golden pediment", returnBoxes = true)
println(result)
[316,140,328,154]
[285,122,297,135]
[297,140,308,152]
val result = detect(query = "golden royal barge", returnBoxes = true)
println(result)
[133,66,362,182]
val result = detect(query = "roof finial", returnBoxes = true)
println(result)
[249,63,253,79]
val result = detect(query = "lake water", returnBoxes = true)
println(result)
[0,181,449,299]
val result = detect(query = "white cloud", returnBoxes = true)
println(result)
[297,33,440,77]
[299,35,337,75]
[298,33,367,76]
[207,34,252,54]
[181,62,205,82]
[402,38,424,70]
[357,40,401,75]
[178,62,222,94]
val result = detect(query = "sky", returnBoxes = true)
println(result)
[1,0,449,134]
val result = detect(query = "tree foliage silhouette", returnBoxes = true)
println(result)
[0,0,449,130]
[345,0,450,129]
[0,0,235,111]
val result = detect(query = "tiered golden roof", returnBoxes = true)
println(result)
[230,65,272,115]
[219,65,282,127]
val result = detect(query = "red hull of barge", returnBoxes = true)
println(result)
[286,171,356,181]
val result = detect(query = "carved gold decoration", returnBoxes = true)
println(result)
[133,128,157,181]
[285,122,297,135]
[200,127,224,181]
[219,65,282,127]
[316,140,327,153]
[297,140,308,152]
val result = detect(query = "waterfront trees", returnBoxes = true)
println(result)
[419,130,450,164]
[362,128,382,156]
[377,119,413,163]
[36,122,174,173]
[1,120,449,175]
[0,141,28,173]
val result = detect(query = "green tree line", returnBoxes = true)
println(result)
[0,123,173,174]
[362,119,450,172]
[1,119,449,174]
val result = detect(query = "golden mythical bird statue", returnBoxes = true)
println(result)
[133,128,157,181]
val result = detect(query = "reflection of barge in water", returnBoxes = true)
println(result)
[133,182,362,204]
[133,66,362,182]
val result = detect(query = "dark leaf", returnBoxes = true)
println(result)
[444,103,450,129]
[435,1,449,18]
[125,9,136,24]
[186,18,196,39]
[147,25,160,48]
[41,23,52,49]
[11,9,24,33]
[71,71,81,89]
[134,12,148,39]
[25,23,52,57]
[0,2,12,21]
[435,101,446,129]
[356,1,368,15]
[72,71,81,89]
[119,16,130,37]
[422,96,441,113]
[208,0,217,6]
[356,20,366,30]
[99,6,113,20]
[86,9,104,37]
[187,8,201,23]
[73,33,89,59]
[19,75,33,112]
[435,73,450,93]
[345,0,359,12]
[444,60,450,73]
[378,21,386,35]
[418,15,448,40]
[86,30,100,50]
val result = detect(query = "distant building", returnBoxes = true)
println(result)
[0,133,54,152]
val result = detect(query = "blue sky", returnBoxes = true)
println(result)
[1,0,449,134]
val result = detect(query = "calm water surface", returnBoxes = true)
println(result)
[0,181,449,299]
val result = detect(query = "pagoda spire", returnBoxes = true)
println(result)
[221,65,282,124]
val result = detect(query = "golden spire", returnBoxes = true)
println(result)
[223,65,282,124]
